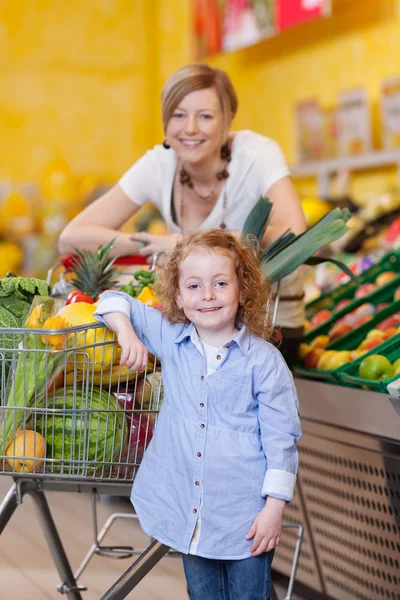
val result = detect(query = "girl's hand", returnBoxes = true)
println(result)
[130,232,180,265]
[245,498,286,556]
[118,329,148,372]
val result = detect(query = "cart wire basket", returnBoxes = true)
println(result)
[0,277,302,600]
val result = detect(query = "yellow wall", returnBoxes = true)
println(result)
[0,0,157,183]
[1,0,400,202]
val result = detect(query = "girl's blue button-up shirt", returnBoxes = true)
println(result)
[95,292,302,560]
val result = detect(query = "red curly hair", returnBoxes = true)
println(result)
[154,230,273,340]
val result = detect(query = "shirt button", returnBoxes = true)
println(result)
[197,452,202,457]
[200,423,205,428]
[225,343,230,348]
[200,403,204,408]
[201,376,205,381]
[193,508,197,513]
[195,481,200,486]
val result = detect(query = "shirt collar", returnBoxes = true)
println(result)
[175,323,250,355]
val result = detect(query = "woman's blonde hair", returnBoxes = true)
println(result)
[161,63,238,137]
[154,230,273,340]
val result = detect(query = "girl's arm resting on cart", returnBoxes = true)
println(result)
[94,291,171,361]
[100,311,148,372]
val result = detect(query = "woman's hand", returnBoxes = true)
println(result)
[245,497,285,556]
[130,232,181,265]
[118,328,148,372]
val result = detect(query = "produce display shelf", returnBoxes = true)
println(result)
[305,249,400,322]
[295,303,400,384]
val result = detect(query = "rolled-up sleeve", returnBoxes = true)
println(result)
[256,349,302,502]
[94,291,172,362]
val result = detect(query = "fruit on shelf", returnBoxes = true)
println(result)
[394,286,400,301]
[358,355,394,381]
[392,357,400,376]
[325,350,352,370]
[350,349,367,360]
[6,430,46,473]
[334,299,351,312]
[375,303,389,312]
[358,337,385,353]
[354,283,377,299]
[310,309,332,328]
[298,343,312,360]
[328,322,353,342]
[309,335,330,349]
[316,350,338,370]
[303,347,325,369]
[375,271,398,287]
[376,312,400,331]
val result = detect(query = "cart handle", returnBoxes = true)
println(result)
[60,254,148,270]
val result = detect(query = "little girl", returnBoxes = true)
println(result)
[94,230,301,600]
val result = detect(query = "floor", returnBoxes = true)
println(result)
[0,476,307,600]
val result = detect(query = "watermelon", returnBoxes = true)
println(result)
[35,386,127,476]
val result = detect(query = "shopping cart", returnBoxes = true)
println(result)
[0,272,303,600]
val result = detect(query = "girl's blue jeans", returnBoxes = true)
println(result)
[182,550,275,600]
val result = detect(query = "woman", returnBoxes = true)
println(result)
[59,63,306,366]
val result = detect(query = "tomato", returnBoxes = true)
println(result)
[66,290,94,305]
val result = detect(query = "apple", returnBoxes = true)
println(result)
[354,283,377,299]
[309,335,330,349]
[392,357,400,375]
[325,350,352,370]
[394,286,400,301]
[303,347,325,369]
[376,312,400,331]
[358,337,385,352]
[328,322,353,341]
[365,328,387,340]
[310,309,332,328]
[358,354,393,380]
[383,327,398,340]
[334,299,351,312]
[351,349,367,360]
[352,315,373,328]
[375,271,398,287]
[316,350,338,370]
[376,303,389,312]
[298,343,312,361]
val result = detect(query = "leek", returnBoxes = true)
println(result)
[241,197,353,284]
[242,196,272,241]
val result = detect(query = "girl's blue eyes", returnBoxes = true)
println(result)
[188,282,227,290]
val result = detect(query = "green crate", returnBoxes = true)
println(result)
[338,334,400,393]
[304,274,400,344]
[294,300,400,384]
[305,250,400,318]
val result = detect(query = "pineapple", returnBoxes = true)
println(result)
[70,239,119,300]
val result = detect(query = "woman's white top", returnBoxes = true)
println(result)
[119,130,304,328]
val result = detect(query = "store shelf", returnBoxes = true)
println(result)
[290,149,400,196]
[294,377,400,441]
